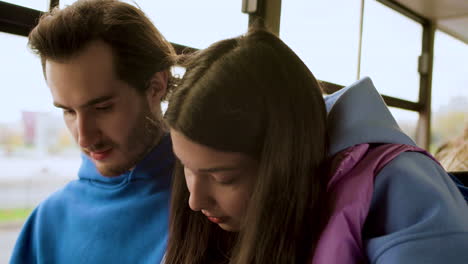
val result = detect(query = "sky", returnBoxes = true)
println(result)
[0,0,466,125]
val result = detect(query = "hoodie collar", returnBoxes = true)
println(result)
[78,134,174,184]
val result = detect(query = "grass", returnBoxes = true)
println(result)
[0,208,32,223]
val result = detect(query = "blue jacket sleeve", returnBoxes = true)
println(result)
[363,152,468,264]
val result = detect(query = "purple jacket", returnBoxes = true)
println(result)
[312,143,438,264]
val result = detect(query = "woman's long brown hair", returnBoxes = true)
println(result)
[164,28,330,264]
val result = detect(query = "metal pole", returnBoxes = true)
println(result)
[356,0,365,80]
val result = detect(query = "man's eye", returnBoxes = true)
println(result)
[95,105,113,111]
[63,109,75,115]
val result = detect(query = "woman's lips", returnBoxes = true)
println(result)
[206,216,227,224]
[202,210,228,224]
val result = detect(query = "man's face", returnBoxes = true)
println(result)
[45,41,162,176]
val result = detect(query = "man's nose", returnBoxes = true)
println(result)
[76,114,100,149]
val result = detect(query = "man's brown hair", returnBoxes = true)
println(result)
[28,0,176,98]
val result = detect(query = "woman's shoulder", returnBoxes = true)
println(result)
[363,151,468,263]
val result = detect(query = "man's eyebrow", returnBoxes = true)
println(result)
[53,102,70,109]
[81,95,115,108]
[53,95,115,109]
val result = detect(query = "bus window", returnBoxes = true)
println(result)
[2,0,48,11]
[360,0,422,102]
[0,31,79,215]
[280,0,361,86]
[60,0,248,49]
[389,107,419,142]
[432,30,468,152]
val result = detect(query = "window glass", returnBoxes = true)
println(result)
[280,0,361,86]
[0,33,79,262]
[360,0,422,102]
[60,0,249,49]
[2,0,48,11]
[389,107,419,142]
[431,30,468,154]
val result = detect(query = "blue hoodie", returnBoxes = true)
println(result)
[324,77,468,263]
[10,135,174,264]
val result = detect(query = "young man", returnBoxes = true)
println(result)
[10,1,176,263]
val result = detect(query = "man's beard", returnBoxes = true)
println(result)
[92,108,165,177]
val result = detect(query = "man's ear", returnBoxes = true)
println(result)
[146,71,169,112]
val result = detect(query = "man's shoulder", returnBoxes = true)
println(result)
[34,179,81,215]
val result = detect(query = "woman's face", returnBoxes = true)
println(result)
[171,129,258,232]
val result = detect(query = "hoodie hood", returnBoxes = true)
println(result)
[325,77,416,157]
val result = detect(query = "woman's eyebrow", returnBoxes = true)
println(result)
[197,166,239,173]
[173,150,241,173]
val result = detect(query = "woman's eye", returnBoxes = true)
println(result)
[215,175,237,185]
[218,180,235,185]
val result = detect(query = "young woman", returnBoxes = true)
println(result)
[163,29,468,264]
